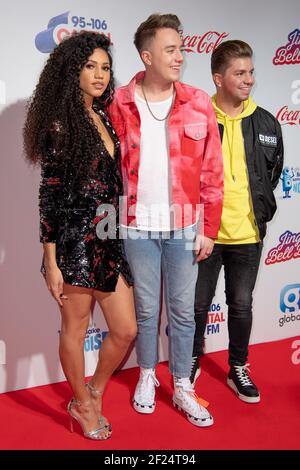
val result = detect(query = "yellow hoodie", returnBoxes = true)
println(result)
[212,95,259,244]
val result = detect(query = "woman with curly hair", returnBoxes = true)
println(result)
[23,31,137,440]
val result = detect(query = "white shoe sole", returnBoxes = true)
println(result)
[133,399,156,414]
[172,397,214,427]
[227,378,261,403]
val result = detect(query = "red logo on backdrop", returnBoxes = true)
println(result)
[273,29,300,65]
[179,30,229,54]
[265,230,300,265]
[276,106,300,126]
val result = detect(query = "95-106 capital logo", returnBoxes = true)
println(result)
[279,284,300,327]
[205,303,226,335]
[35,11,111,53]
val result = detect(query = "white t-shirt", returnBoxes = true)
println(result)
[134,92,173,231]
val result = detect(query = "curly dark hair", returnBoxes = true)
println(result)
[23,31,115,183]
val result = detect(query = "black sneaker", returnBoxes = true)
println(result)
[190,356,201,386]
[227,363,260,403]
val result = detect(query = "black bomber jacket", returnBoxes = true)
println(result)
[218,106,284,240]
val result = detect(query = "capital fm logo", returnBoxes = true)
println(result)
[205,303,226,335]
[179,30,229,54]
[265,230,300,265]
[273,29,300,66]
[279,284,300,327]
[35,11,111,53]
[165,302,226,337]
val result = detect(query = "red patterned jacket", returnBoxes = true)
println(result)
[109,71,224,238]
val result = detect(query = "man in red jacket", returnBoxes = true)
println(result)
[110,13,223,427]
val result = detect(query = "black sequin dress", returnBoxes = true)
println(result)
[39,110,133,292]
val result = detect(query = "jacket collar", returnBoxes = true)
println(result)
[121,71,190,104]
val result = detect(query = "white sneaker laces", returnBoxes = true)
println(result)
[137,370,160,402]
[174,378,209,418]
[234,363,253,386]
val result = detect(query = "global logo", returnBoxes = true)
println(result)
[279,284,300,327]
[280,284,300,313]
[35,11,111,53]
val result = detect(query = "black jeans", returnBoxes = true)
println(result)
[193,243,262,366]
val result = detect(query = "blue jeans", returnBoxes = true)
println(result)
[123,225,198,377]
[193,243,262,365]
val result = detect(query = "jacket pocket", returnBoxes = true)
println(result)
[182,123,207,159]
[184,123,207,140]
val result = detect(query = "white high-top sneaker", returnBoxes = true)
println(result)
[133,368,160,414]
[173,377,213,427]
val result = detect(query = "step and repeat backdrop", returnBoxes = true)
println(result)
[0,0,299,392]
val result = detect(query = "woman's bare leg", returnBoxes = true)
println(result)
[59,283,109,436]
[88,276,137,413]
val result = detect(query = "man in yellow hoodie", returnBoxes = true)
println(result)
[190,40,284,403]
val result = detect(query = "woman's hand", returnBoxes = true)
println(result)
[45,265,68,307]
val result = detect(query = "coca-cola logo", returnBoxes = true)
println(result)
[273,29,300,66]
[276,105,300,126]
[179,30,229,54]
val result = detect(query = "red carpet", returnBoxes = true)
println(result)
[0,336,299,450]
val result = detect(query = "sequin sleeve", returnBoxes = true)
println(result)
[39,149,64,243]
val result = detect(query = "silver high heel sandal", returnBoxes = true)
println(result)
[67,398,111,440]
[86,382,112,433]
